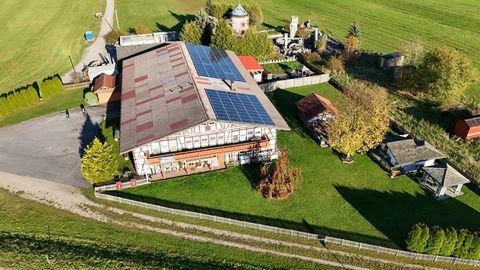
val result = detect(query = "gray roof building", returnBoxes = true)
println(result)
[384,138,445,165]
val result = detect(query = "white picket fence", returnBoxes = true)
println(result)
[95,191,480,267]
[259,57,297,65]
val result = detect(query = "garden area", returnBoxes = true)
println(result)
[262,61,300,76]
[112,83,480,248]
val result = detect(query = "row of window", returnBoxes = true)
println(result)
[150,128,271,154]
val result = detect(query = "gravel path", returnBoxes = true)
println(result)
[61,0,115,83]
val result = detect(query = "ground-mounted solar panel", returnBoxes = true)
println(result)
[186,43,246,82]
[205,89,274,126]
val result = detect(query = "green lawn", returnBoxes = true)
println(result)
[0,88,85,128]
[262,61,300,75]
[117,84,480,248]
[0,187,338,269]
[0,0,104,93]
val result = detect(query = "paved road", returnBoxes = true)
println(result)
[61,0,115,83]
[0,106,106,187]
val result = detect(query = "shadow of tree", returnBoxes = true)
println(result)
[166,10,196,33]
[78,114,105,157]
[334,185,480,248]
[240,164,261,189]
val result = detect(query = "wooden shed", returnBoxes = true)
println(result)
[454,116,480,140]
[93,74,117,104]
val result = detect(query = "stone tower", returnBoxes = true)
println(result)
[231,4,249,35]
[289,16,298,39]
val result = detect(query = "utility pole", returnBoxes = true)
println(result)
[68,55,78,82]
[105,17,114,31]
[115,9,120,30]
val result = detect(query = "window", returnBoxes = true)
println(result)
[209,135,217,146]
[168,140,177,152]
[217,134,225,144]
[185,137,193,149]
[201,136,209,147]
[150,142,160,155]
[160,141,169,153]
[193,137,200,148]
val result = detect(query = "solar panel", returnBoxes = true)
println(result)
[205,89,275,126]
[186,43,246,82]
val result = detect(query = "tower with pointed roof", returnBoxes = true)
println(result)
[230,4,249,35]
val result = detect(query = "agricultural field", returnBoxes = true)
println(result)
[116,0,480,100]
[116,84,480,248]
[0,0,104,93]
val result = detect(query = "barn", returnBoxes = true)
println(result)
[119,42,290,179]
[454,116,480,140]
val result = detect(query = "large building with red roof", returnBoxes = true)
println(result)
[119,42,289,179]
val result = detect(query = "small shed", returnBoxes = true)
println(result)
[93,74,117,104]
[84,31,95,41]
[379,136,445,173]
[238,56,264,83]
[296,93,337,146]
[420,162,470,199]
[296,64,314,77]
[379,52,404,69]
[454,116,480,140]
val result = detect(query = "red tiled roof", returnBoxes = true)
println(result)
[93,74,116,92]
[296,93,338,122]
[238,56,264,71]
[464,115,480,128]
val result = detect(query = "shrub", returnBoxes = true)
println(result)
[302,52,321,64]
[315,38,327,53]
[81,138,118,185]
[134,23,151,34]
[105,29,126,44]
[439,227,458,256]
[454,230,474,258]
[406,223,430,253]
[469,234,480,259]
[84,91,98,106]
[257,149,302,200]
[39,76,64,98]
[326,55,345,75]
[425,226,445,255]
[296,28,311,39]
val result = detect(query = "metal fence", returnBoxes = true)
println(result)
[94,191,480,267]
[259,74,331,92]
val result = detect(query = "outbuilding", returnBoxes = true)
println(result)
[454,116,480,140]
[93,74,117,104]
[238,56,264,83]
[420,161,470,199]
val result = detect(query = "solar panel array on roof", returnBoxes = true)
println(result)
[205,89,274,126]
[186,43,245,82]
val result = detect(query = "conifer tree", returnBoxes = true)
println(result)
[406,223,430,253]
[440,227,458,256]
[211,20,235,50]
[425,226,445,255]
[179,21,203,45]
[81,137,118,185]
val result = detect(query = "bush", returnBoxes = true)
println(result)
[134,23,151,34]
[105,29,126,44]
[39,75,64,98]
[257,149,302,200]
[326,55,345,75]
[84,91,98,106]
[406,223,430,253]
[0,82,40,117]
[440,227,458,256]
[425,226,445,255]
[81,138,118,185]
[296,28,311,39]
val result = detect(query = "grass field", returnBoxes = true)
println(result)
[0,0,104,93]
[0,188,337,269]
[0,88,85,128]
[116,0,480,100]
[117,84,480,248]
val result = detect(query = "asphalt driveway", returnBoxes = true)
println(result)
[0,106,107,187]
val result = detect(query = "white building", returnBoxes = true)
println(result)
[119,42,290,179]
[230,4,249,35]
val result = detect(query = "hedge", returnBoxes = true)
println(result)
[0,75,64,117]
[406,223,480,259]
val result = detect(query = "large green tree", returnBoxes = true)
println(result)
[417,47,476,104]
[406,223,430,253]
[179,21,202,45]
[211,20,235,50]
[81,137,118,185]
[327,81,389,162]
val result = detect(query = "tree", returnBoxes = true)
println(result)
[179,21,202,44]
[81,137,118,185]
[105,29,126,44]
[400,39,424,67]
[417,47,476,104]
[243,3,263,27]
[211,20,235,49]
[326,55,344,75]
[469,234,480,259]
[425,226,445,255]
[256,149,303,200]
[344,36,360,53]
[195,9,217,45]
[327,81,389,162]
[453,229,471,258]
[347,21,361,39]
[315,37,327,53]
[134,23,151,34]
[205,0,214,16]
[296,28,311,39]
[440,227,458,256]
[406,223,430,253]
